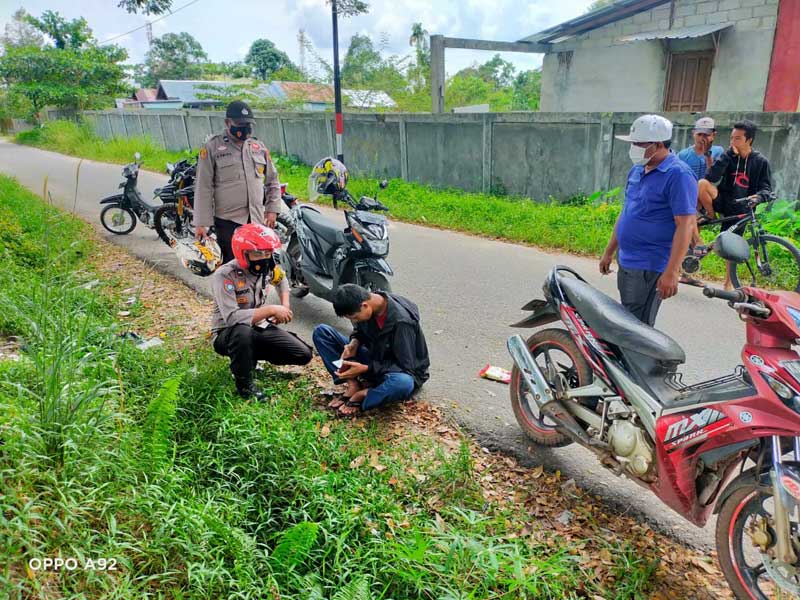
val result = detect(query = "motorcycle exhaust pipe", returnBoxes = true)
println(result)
[507,335,594,446]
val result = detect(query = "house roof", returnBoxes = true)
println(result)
[156,80,273,104]
[132,88,157,102]
[343,89,397,109]
[618,22,732,42]
[268,81,396,108]
[519,0,669,44]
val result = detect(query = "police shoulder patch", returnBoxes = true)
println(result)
[223,279,235,293]
[199,147,208,160]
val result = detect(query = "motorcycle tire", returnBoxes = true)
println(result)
[154,203,194,247]
[358,271,392,293]
[100,203,137,235]
[728,234,800,293]
[715,482,800,600]
[510,328,592,448]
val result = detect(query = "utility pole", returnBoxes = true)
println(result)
[145,21,153,48]
[331,0,344,162]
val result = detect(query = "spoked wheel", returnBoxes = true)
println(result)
[154,203,194,247]
[100,204,136,235]
[358,271,392,293]
[729,234,800,292]
[716,484,800,599]
[510,328,592,448]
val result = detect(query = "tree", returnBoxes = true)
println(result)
[1,8,45,51]
[0,44,128,115]
[200,61,252,80]
[245,39,294,80]
[139,32,207,88]
[586,0,616,12]
[327,0,369,17]
[511,69,541,111]
[477,55,516,89]
[117,0,173,14]
[341,34,383,87]
[24,10,92,50]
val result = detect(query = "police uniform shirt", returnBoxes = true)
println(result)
[210,260,290,333]
[194,134,281,228]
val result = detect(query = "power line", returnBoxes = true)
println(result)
[98,0,203,45]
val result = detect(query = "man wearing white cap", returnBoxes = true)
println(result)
[599,115,697,326]
[677,117,725,181]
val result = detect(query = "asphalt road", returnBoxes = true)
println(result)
[0,140,747,549]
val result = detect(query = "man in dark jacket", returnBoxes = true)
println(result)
[312,284,430,418]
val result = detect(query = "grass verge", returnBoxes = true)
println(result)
[0,173,734,598]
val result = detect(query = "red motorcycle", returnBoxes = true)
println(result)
[508,232,800,599]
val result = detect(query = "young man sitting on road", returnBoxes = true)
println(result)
[211,223,312,400]
[312,284,430,418]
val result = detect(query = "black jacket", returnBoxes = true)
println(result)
[350,293,430,389]
[705,148,772,212]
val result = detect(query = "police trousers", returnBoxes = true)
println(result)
[213,323,312,381]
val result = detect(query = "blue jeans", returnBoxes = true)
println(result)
[312,324,415,410]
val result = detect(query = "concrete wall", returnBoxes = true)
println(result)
[540,0,779,112]
[83,109,800,201]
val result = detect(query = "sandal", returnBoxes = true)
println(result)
[679,275,704,287]
[336,398,363,419]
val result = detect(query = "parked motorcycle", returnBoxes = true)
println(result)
[99,152,174,236]
[154,159,197,247]
[276,161,393,302]
[507,231,800,599]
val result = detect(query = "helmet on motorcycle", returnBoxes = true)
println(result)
[308,157,348,202]
[175,236,222,277]
[231,223,281,270]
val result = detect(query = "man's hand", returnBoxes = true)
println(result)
[341,341,358,360]
[195,225,209,241]
[270,305,293,324]
[265,212,278,228]
[599,251,615,275]
[336,361,369,380]
[657,271,679,300]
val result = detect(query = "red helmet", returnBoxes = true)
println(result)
[231,223,281,269]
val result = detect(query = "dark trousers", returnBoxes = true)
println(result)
[617,266,662,326]
[213,323,312,381]
[214,217,243,264]
[312,324,415,410]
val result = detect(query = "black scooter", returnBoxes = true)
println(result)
[276,181,393,302]
[99,152,168,235]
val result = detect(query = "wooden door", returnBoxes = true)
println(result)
[663,51,714,112]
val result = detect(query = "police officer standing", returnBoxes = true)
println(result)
[194,100,281,263]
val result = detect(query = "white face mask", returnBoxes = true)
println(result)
[629,143,653,166]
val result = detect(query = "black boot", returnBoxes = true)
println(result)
[235,377,265,401]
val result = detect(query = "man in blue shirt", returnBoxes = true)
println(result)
[599,115,697,326]
[677,117,725,180]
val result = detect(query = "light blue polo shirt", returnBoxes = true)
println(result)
[616,152,698,273]
[677,145,725,180]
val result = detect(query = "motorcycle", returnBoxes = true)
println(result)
[99,152,173,236]
[154,159,197,247]
[276,180,393,302]
[507,231,800,599]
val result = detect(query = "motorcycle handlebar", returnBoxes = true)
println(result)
[703,286,747,302]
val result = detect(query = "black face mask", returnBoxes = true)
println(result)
[248,257,274,277]
[229,124,252,140]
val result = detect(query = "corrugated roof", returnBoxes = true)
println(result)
[618,23,732,42]
[156,80,273,104]
[343,89,396,108]
[132,88,157,102]
[519,0,669,44]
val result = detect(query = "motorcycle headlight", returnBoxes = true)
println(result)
[352,221,388,255]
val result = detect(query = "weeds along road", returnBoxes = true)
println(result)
[0,140,746,549]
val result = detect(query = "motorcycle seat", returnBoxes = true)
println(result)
[559,276,685,364]
[300,206,345,248]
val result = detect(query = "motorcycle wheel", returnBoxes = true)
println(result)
[358,271,392,293]
[154,203,194,247]
[716,483,800,600]
[100,203,137,235]
[510,328,592,448]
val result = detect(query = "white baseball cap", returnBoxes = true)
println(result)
[693,116,716,133]
[615,114,673,143]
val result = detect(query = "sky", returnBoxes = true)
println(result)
[0,0,594,78]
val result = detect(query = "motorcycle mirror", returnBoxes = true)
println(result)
[166,162,174,174]
[713,231,750,264]
[134,152,141,161]
[379,180,389,190]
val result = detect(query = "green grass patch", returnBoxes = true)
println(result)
[0,172,682,599]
